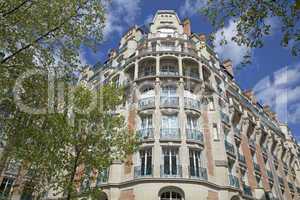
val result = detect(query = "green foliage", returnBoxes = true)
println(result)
[201,0,300,64]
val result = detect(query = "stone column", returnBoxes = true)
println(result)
[134,60,139,80]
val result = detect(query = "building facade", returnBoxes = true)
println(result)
[1,10,300,200]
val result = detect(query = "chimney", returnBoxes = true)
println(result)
[183,18,191,36]
[243,89,257,104]
[199,33,206,42]
[222,59,234,77]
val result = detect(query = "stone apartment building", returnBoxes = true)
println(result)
[1,10,300,200]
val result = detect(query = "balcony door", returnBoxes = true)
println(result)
[140,149,152,176]
[187,115,198,130]
[162,148,179,176]
[189,150,202,177]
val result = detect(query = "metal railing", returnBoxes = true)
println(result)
[184,97,201,110]
[137,128,154,140]
[138,70,156,78]
[186,129,203,143]
[138,97,155,110]
[238,153,246,164]
[189,167,208,180]
[253,162,261,173]
[225,140,235,155]
[160,128,181,140]
[183,71,200,79]
[220,111,230,125]
[160,165,182,177]
[160,96,179,107]
[243,184,252,197]
[228,174,240,188]
[160,70,179,76]
[134,165,153,178]
[267,170,273,180]
[248,139,256,149]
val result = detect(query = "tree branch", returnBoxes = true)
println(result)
[1,0,32,17]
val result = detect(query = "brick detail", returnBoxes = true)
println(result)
[240,134,257,189]
[256,145,270,191]
[207,190,218,200]
[119,189,135,200]
[124,107,136,175]
[202,111,214,176]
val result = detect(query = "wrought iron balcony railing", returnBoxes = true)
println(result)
[225,140,235,156]
[160,96,179,108]
[220,111,230,125]
[186,129,204,143]
[188,166,208,180]
[160,128,181,140]
[137,128,154,141]
[160,165,182,178]
[267,170,273,180]
[253,162,261,173]
[184,97,201,110]
[134,165,153,178]
[138,97,155,110]
[238,153,246,164]
[228,174,240,189]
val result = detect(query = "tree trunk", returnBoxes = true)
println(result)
[66,148,80,200]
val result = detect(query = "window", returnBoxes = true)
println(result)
[139,149,152,176]
[189,150,203,177]
[161,86,176,97]
[0,177,14,197]
[142,65,155,76]
[212,124,219,140]
[160,64,178,76]
[162,148,179,176]
[161,115,178,129]
[141,115,152,130]
[187,115,198,130]
[208,97,215,110]
[160,191,182,200]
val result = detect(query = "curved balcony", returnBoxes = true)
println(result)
[160,96,179,108]
[137,128,154,141]
[225,140,236,157]
[184,97,201,111]
[186,129,203,144]
[160,164,182,178]
[160,128,180,141]
[229,174,240,189]
[138,97,155,110]
[188,166,208,180]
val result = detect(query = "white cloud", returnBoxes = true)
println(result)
[102,0,141,41]
[253,63,300,124]
[213,20,250,66]
[179,0,206,17]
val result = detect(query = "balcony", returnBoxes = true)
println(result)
[184,97,201,111]
[189,167,208,180]
[138,97,155,110]
[138,69,155,78]
[225,140,235,156]
[238,153,246,165]
[243,184,253,197]
[160,128,181,140]
[228,174,240,189]
[137,128,154,141]
[248,139,256,150]
[267,170,273,181]
[278,176,284,186]
[288,182,295,192]
[134,165,153,178]
[160,165,182,178]
[186,129,204,144]
[183,70,200,80]
[253,162,261,173]
[160,96,179,108]
[96,169,109,186]
[220,111,230,125]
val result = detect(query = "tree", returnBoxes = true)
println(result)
[201,0,300,64]
[0,0,138,199]
[2,80,137,199]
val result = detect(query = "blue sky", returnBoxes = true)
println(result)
[80,0,300,140]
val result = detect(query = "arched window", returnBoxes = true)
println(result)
[160,191,182,200]
[159,187,184,200]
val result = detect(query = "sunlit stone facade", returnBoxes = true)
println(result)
[1,10,300,200]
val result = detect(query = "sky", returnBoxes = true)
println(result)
[80,0,300,141]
